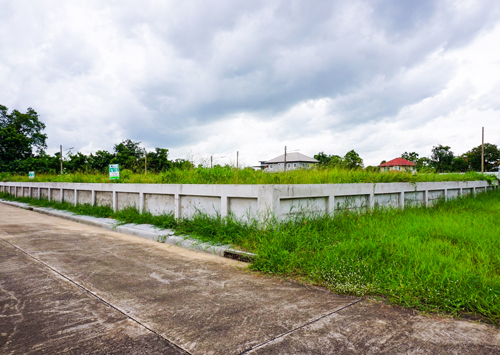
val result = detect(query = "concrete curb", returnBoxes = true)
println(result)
[0,199,256,261]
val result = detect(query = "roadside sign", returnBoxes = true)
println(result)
[29,171,35,179]
[109,164,119,179]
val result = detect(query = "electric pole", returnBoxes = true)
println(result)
[236,151,239,169]
[60,145,63,174]
[482,127,485,173]
[284,146,287,173]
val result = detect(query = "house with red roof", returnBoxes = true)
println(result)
[379,158,417,173]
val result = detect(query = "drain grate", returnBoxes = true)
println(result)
[223,250,255,263]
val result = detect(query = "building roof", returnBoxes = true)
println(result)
[379,158,417,167]
[264,152,319,164]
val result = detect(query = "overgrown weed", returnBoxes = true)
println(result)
[2,167,496,185]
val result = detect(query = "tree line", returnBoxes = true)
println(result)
[314,143,500,172]
[2,104,499,174]
[0,105,192,174]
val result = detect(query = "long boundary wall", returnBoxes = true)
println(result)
[0,181,496,221]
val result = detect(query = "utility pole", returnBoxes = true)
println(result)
[144,148,147,174]
[60,145,63,174]
[210,155,213,168]
[236,151,239,169]
[482,127,485,173]
[284,146,287,173]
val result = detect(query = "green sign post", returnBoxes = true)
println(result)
[29,171,35,179]
[109,164,119,180]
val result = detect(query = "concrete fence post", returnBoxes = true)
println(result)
[174,194,180,219]
[139,192,144,212]
[74,189,78,206]
[60,188,63,203]
[220,195,228,218]
[328,195,335,216]
[257,185,277,222]
[368,193,375,211]
[399,191,405,209]
[91,190,95,206]
[112,191,117,212]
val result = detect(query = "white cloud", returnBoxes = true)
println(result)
[1,0,500,168]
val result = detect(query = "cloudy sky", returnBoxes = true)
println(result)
[2,0,500,167]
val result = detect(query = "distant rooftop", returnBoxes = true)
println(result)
[264,152,319,164]
[379,158,416,167]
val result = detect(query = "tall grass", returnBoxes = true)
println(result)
[1,167,496,184]
[2,189,500,324]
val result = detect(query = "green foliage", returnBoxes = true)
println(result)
[401,151,419,163]
[452,155,469,172]
[0,105,48,172]
[343,149,363,169]
[88,150,114,173]
[3,168,496,185]
[431,144,454,172]
[111,139,144,172]
[147,148,171,172]
[314,150,362,169]
[120,169,133,180]
[464,143,500,172]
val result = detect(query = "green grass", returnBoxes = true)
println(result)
[1,166,497,184]
[2,189,500,324]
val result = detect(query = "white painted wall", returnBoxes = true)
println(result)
[0,181,495,221]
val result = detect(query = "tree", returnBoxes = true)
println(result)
[314,152,343,168]
[430,145,454,172]
[314,152,331,166]
[401,151,419,163]
[343,150,363,169]
[67,152,89,172]
[329,155,343,167]
[147,148,171,173]
[88,150,115,173]
[111,139,144,172]
[0,105,47,172]
[451,155,469,172]
[172,158,194,170]
[464,143,500,172]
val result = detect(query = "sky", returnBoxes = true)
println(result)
[2,0,500,167]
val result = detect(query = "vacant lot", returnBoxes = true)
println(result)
[1,167,495,184]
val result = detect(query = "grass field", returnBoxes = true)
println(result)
[1,166,496,185]
[2,189,500,324]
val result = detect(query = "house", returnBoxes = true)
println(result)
[379,158,417,173]
[259,152,319,172]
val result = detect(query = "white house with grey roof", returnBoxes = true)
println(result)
[258,152,319,172]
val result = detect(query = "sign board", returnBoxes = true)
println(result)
[109,164,120,179]
[29,171,35,179]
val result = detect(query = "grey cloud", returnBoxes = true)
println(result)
[125,0,500,133]
[2,0,500,157]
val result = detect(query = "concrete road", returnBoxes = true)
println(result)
[0,203,499,354]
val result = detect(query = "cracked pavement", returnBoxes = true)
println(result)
[1,202,499,354]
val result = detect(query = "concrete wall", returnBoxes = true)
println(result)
[0,180,496,221]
